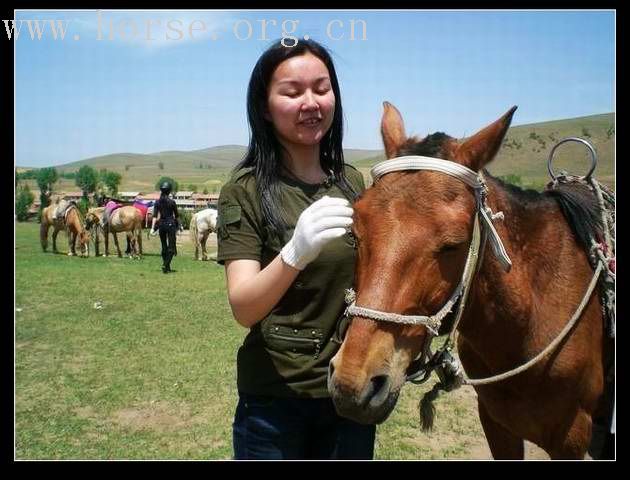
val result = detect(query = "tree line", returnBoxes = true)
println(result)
[15,166,218,222]
[15,166,123,221]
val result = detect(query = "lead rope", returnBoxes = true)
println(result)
[588,177,615,338]
[464,261,603,385]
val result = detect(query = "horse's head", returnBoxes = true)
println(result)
[84,211,98,230]
[328,102,516,424]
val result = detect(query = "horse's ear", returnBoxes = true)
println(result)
[457,106,517,171]
[381,101,407,159]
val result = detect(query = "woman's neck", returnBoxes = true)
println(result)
[280,143,327,184]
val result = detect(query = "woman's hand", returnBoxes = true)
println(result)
[280,196,353,270]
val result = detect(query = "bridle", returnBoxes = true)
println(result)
[343,155,512,383]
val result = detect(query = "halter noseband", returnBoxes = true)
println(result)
[344,155,511,342]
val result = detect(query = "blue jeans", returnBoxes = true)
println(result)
[232,393,376,460]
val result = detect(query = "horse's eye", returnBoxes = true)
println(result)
[438,242,463,254]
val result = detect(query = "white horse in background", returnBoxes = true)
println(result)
[189,207,218,261]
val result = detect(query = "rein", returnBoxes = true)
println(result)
[344,147,614,388]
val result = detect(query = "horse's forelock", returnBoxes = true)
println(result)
[398,132,455,159]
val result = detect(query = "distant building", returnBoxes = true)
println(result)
[62,191,87,202]
[192,193,219,208]
[137,191,215,211]
[137,192,161,201]
[174,191,194,200]
[175,199,197,211]
[119,192,142,201]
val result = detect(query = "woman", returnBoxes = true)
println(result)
[151,181,180,273]
[216,39,375,460]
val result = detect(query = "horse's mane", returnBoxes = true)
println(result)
[489,172,602,253]
[55,201,83,223]
[543,182,603,251]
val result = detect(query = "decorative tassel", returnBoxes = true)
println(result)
[419,382,445,431]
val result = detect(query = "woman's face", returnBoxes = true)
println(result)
[266,52,336,148]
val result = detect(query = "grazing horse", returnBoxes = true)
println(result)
[328,103,614,459]
[85,206,143,258]
[85,207,106,256]
[189,207,218,261]
[40,203,90,256]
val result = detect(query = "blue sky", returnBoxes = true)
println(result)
[14,10,615,167]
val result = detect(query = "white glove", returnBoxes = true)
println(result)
[280,195,354,270]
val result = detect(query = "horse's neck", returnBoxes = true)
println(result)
[458,176,571,340]
[66,207,83,232]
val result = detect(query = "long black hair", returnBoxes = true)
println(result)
[235,38,359,239]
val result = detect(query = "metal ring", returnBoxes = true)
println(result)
[547,137,598,182]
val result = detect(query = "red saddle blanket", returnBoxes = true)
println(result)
[133,201,150,218]
[133,200,154,227]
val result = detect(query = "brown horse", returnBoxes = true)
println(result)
[85,206,143,258]
[40,203,90,256]
[328,103,614,459]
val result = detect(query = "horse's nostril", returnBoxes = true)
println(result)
[368,374,391,406]
[371,375,388,395]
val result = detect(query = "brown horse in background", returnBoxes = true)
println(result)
[40,203,90,256]
[328,103,614,459]
[85,206,143,258]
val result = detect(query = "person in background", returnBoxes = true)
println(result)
[151,181,180,273]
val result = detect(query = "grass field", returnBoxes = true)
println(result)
[15,222,551,460]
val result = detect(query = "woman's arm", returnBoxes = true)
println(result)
[223,196,354,328]
[225,256,300,329]
[151,207,161,231]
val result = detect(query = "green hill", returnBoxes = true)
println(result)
[19,147,384,193]
[18,113,614,192]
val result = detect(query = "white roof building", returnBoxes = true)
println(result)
[119,191,142,199]
[174,191,194,199]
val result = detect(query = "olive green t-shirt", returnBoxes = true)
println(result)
[216,165,366,398]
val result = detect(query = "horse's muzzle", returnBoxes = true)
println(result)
[328,363,399,425]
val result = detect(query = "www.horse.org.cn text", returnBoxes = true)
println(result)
[4,14,368,44]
